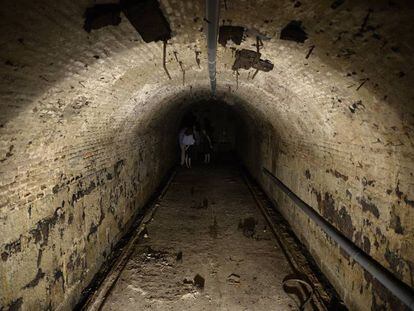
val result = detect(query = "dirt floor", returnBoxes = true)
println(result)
[101,165,297,310]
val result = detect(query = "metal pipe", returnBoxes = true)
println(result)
[206,0,220,94]
[263,167,414,310]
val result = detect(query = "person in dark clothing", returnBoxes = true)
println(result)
[200,129,213,164]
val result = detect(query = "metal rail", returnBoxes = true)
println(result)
[80,168,178,310]
[263,167,414,310]
[206,0,220,94]
[242,171,332,310]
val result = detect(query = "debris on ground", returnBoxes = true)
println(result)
[183,278,193,285]
[127,284,147,296]
[227,273,241,284]
[356,78,369,91]
[229,256,244,262]
[305,45,315,59]
[348,100,365,113]
[141,227,149,239]
[280,21,308,43]
[180,292,198,300]
[142,246,168,263]
[282,273,314,310]
[194,274,205,289]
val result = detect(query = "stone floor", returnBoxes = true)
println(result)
[101,165,296,311]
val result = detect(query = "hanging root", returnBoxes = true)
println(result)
[163,40,172,80]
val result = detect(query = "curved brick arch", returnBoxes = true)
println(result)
[0,0,413,310]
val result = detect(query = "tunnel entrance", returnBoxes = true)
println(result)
[178,100,242,165]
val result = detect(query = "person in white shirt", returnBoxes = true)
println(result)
[182,128,195,168]
[178,127,187,166]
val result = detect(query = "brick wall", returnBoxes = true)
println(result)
[1,0,413,310]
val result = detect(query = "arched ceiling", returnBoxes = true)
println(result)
[1,0,413,150]
[1,0,414,241]
[1,1,414,309]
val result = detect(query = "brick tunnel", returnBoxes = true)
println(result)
[1,0,414,310]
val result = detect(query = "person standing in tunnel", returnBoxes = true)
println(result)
[193,123,201,161]
[201,129,213,164]
[178,126,187,166]
[182,127,195,168]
